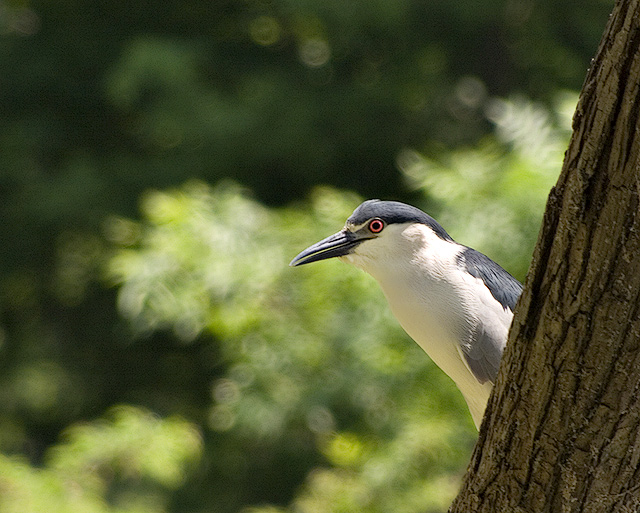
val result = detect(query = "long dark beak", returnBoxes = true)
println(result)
[289,230,365,267]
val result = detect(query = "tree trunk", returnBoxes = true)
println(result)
[449,1,640,512]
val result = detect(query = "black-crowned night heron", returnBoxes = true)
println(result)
[290,199,522,429]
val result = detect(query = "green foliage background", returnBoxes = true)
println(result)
[0,0,608,512]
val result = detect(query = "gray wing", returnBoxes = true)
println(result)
[456,247,523,384]
[461,323,507,384]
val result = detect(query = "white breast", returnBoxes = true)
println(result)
[341,223,504,428]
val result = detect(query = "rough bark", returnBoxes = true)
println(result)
[449,0,640,512]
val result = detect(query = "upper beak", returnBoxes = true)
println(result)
[289,230,366,267]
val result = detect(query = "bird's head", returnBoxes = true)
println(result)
[289,200,454,273]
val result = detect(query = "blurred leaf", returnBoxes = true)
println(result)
[0,406,201,513]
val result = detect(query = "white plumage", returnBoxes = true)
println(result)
[291,200,522,429]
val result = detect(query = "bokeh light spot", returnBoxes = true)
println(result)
[249,15,281,46]
[298,38,331,68]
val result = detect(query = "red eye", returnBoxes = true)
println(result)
[368,218,385,233]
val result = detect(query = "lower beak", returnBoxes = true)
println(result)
[289,230,363,266]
